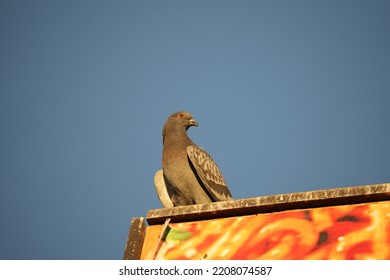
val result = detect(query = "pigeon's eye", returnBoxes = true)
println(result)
[178,113,185,118]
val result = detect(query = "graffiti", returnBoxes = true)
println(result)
[142,201,390,260]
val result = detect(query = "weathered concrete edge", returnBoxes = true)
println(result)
[146,183,390,225]
[123,217,147,260]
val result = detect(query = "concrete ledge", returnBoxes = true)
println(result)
[146,183,390,225]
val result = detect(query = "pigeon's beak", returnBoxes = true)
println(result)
[189,119,199,127]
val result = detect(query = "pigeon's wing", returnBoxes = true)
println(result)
[154,170,174,208]
[187,145,233,202]
[154,170,193,207]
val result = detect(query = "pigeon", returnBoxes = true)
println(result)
[154,111,232,207]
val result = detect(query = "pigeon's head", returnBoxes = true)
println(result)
[163,111,198,134]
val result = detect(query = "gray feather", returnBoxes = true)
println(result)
[187,145,232,201]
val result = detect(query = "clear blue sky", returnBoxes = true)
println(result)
[1,0,389,259]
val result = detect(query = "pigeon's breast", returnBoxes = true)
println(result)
[162,142,202,198]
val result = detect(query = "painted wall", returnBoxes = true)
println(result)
[141,201,390,260]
